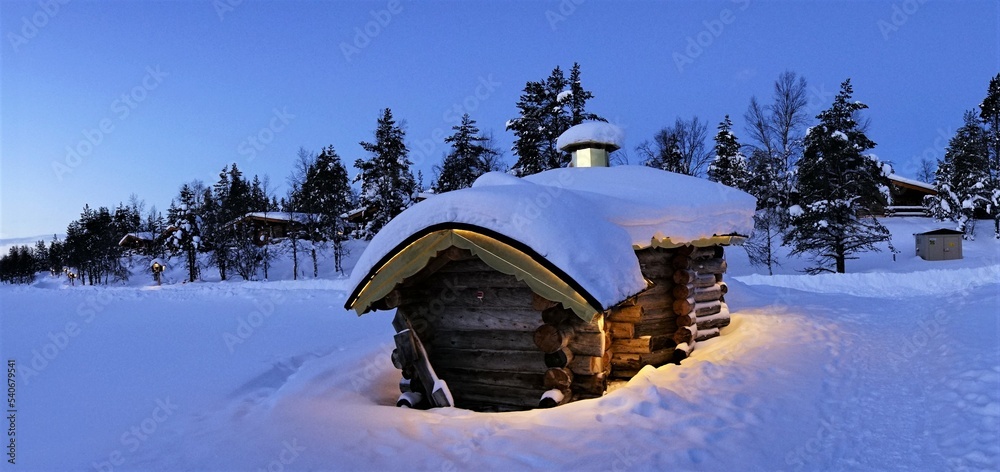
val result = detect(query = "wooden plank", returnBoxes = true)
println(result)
[429,348,544,373]
[416,271,532,290]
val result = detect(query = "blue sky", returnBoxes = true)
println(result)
[1,0,998,239]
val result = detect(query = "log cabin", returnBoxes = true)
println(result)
[344,122,757,411]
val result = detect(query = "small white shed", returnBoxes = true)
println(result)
[914,229,963,261]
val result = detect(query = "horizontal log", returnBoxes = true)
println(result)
[532,292,559,312]
[675,313,696,327]
[541,305,570,325]
[405,305,541,332]
[439,368,544,390]
[635,250,676,278]
[534,324,571,353]
[672,270,717,287]
[694,300,722,318]
[543,367,574,391]
[672,341,694,364]
[673,297,695,316]
[611,335,675,354]
[633,305,676,322]
[688,246,724,260]
[414,271,532,291]
[634,248,675,264]
[401,247,475,285]
[567,354,605,375]
[429,348,544,373]
[607,321,635,339]
[692,258,727,275]
[567,330,606,357]
[607,305,643,323]
[389,286,536,310]
[610,347,676,375]
[695,328,720,342]
[634,318,680,337]
[544,347,574,368]
[430,329,536,352]
[448,384,545,410]
[570,373,607,396]
[673,325,696,345]
[671,254,691,270]
[672,283,724,303]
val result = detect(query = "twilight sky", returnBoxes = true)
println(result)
[1,0,998,239]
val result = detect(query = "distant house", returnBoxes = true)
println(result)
[118,227,176,252]
[344,122,756,411]
[118,232,157,251]
[885,174,937,216]
[225,212,319,246]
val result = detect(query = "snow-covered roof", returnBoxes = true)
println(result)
[243,212,316,224]
[888,174,935,192]
[346,166,756,315]
[556,122,625,152]
[118,232,156,246]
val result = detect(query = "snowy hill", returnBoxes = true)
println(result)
[1,218,997,470]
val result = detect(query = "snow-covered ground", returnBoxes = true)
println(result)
[1,217,998,471]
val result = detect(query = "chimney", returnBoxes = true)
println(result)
[556,121,624,168]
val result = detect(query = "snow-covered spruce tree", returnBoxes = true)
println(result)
[785,79,891,274]
[707,115,750,190]
[979,73,1000,237]
[507,63,604,176]
[167,184,203,282]
[925,111,991,239]
[300,145,353,274]
[434,114,498,193]
[354,108,416,240]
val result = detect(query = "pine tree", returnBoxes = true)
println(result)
[167,184,203,282]
[354,108,416,239]
[434,114,498,193]
[707,115,750,190]
[978,73,1000,237]
[785,79,891,274]
[926,111,992,239]
[507,63,604,176]
[300,145,353,274]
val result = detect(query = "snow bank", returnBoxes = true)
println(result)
[347,166,756,309]
[736,264,1000,298]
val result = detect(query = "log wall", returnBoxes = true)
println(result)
[385,243,732,411]
[607,245,731,378]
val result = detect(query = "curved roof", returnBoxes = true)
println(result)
[345,166,756,319]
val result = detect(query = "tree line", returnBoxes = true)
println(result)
[4,66,997,283]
